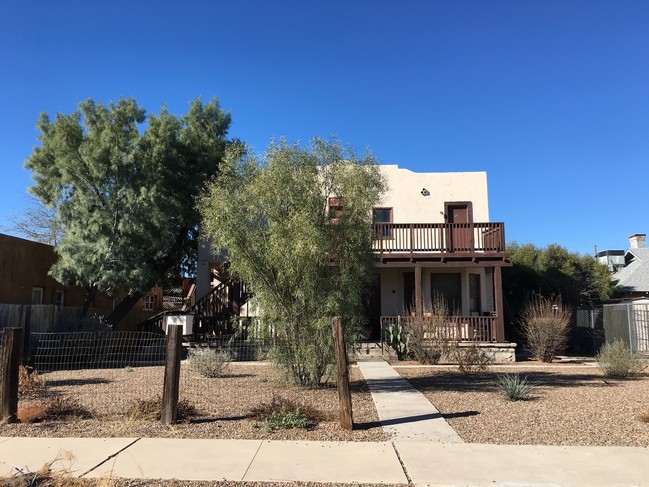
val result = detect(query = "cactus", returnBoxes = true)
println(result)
[386,319,408,360]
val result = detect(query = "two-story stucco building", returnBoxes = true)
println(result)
[366,166,510,345]
[194,165,513,357]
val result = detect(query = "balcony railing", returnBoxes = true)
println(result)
[372,222,505,254]
[381,315,496,343]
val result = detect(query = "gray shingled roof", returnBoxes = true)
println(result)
[613,248,649,292]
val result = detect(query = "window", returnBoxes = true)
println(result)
[31,287,44,305]
[54,290,65,310]
[430,273,462,313]
[372,207,393,237]
[328,197,343,224]
[143,295,155,311]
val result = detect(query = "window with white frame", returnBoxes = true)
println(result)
[143,294,155,311]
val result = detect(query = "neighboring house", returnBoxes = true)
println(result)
[195,165,512,356]
[611,234,649,299]
[0,232,164,329]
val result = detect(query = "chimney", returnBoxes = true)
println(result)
[628,234,646,249]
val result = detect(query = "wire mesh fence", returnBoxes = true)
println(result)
[179,334,273,416]
[11,330,276,422]
[575,303,649,354]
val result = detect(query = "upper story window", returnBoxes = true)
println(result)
[328,197,343,224]
[372,207,393,237]
[143,294,155,311]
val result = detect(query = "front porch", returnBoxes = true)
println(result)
[381,315,498,342]
[378,315,517,363]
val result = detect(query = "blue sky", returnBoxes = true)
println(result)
[1,1,647,255]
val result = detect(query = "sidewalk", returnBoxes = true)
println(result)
[357,358,463,442]
[1,436,648,486]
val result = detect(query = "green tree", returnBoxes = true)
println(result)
[25,97,231,325]
[504,242,615,310]
[199,138,385,387]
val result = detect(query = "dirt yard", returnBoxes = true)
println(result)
[3,360,648,447]
[1,363,385,442]
[396,363,649,447]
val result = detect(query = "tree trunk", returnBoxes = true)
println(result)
[81,286,97,319]
[105,291,143,328]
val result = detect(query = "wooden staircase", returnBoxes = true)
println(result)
[191,279,251,336]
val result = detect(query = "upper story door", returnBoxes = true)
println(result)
[445,202,473,252]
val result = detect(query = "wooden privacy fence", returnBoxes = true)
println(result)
[0,304,156,333]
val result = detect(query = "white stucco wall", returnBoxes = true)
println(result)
[377,166,490,223]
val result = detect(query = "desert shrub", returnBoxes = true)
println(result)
[188,347,231,378]
[498,373,532,401]
[404,292,457,364]
[43,397,93,420]
[520,295,571,362]
[126,397,196,421]
[453,342,493,374]
[18,365,46,398]
[2,450,116,486]
[250,395,326,431]
[16,397,93,423]
[596,339,646,378]
[16,400,49,423]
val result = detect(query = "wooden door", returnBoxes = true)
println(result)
[445,202,473,252]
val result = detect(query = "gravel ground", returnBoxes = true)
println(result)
[1,363,385,442]
[396,364,649,447]
[3,359,648,448]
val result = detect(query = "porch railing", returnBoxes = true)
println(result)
[371,222,505,253]
[380,315,496,343]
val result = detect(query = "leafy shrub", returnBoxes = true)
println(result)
[188,347,231,378]
[596,339,646,378]
[498,373,532,401]
[250,395,326,431]
[453,342,493,374]
[263,410,311,431]
[520,295,571,362]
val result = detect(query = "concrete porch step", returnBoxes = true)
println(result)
[354,341,395,360]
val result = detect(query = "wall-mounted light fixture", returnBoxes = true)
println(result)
[420,188,430,196]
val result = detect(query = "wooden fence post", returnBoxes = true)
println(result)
[0,327,22,423]
[161,324,183,425]
[331,316,353,430]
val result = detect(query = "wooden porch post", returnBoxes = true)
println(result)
[493,266,505,342]
[415,265,423,318]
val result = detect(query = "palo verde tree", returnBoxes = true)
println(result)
[25,97,231,326]
[199,138,385,387]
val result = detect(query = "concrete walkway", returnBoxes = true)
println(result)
[356,357,463,442]
[2,437,649,486]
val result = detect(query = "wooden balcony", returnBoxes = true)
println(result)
[372,222,505,255]
[381,315,497,343]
